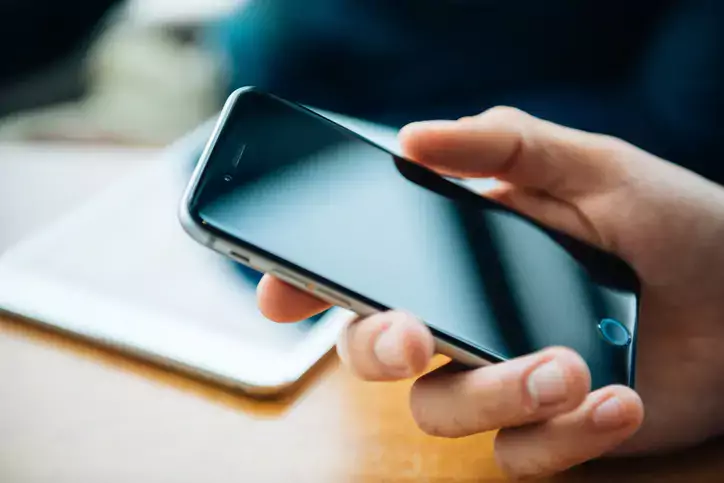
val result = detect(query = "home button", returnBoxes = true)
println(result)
[598,318,631,347]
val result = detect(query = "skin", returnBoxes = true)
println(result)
[256,107,724,479]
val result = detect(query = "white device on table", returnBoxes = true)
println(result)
[0,113,401,394]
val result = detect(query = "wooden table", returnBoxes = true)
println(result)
[2,314,724,482]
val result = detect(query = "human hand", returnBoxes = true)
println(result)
[257,107,724,478]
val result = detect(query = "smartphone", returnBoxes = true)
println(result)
[180,87,640,390]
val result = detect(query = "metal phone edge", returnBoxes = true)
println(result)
[178,87,250,247]
[182,227,494,369]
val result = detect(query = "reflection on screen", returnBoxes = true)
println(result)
[189,91,638,388]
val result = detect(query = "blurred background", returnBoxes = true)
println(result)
[0,0,243,145]
[0,0,243,252]
[0,0,722,252]
[1,0,722,153]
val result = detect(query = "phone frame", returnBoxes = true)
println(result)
[179,87,639,378]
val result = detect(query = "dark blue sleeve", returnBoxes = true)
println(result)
[512,0,724,183]
[631,0,724,181]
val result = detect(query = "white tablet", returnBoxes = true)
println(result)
[0,112,401,394]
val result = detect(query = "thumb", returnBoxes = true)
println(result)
[399,106,635,201]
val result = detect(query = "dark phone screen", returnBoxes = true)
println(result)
[188,90,639,389]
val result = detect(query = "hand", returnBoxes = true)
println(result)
[257,107,724,478]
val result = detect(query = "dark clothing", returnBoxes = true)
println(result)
[0,0,120,115]
[0,0,118,83]
[212,0,724,183]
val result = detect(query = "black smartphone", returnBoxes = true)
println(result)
[180,87,640,389]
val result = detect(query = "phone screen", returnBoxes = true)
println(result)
[188,89,639,389]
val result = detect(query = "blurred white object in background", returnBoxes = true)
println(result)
[126,0,248,27]
[0,13,224,146]
[0,143,154,253]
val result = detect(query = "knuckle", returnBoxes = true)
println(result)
[594,133,630,151]
[471,370,516,416]
[478,370,537,426]
[589,133,640,169]
[595,134,640,173]
[481,105,529,123]
[584,133,637,169]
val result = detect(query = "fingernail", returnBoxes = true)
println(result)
[527,361,568,406]
[592,397,627,430]
[373,324,413,376]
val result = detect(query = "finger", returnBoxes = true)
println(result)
[399,106,635,199]
[256,274,331,322]
[494,385,644,479]
[485,181,607,247]
[409,347,591,438]
[337,310,435,381]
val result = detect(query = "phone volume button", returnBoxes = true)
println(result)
[269,269,308,290]
[314,287,351,309]
[228,250,251,265]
